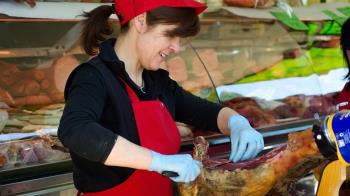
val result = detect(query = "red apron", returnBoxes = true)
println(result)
[83,79,181,196]
[337,82,350,111]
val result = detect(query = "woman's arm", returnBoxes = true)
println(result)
[216,107,238,135]
[104,136,200,183]
[104,136,152,170]
[172,81,223,132]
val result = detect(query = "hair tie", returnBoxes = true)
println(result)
[111,4,115,14]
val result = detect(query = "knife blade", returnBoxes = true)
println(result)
[161,171,179,177]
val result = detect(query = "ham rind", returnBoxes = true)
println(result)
[179,129,328,196]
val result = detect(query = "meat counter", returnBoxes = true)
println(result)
[0,2,347,195]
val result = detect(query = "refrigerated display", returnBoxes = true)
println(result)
[0,1,348,195]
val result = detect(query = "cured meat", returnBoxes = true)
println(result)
[223,97,276,127]
[168,56,188,82]
[0,109,8,132]
[0,136,69,169]
[178,129,328,196]
[14,95,52,106]
[224,0,274,8]
[9,79,41,97]
[0,88,15,106]
[0,61,19,89]
[0,57,78,106]
[282,94,337,119]
[192,49,219,77]
[195,70,224,87]
[44,55,79,94]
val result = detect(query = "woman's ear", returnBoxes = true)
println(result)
[134,13,147,33]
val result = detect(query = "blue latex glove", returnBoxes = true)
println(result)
[228,114,264,163]
[149,151,200,183]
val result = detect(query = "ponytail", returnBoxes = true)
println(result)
[80,5,114,56]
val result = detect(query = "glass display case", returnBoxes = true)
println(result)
[166,6,347,144]
[0,1,348,195]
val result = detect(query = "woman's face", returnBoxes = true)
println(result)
[136,24,180,71]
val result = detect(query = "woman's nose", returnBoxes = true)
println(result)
[169,37,180,53]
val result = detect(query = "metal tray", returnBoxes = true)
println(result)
[0,159,72,184]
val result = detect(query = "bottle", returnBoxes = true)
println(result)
[313,110,350,166]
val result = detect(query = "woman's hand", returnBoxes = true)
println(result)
[104,136,200,183]
[149,151,200,183]
[228,114,264,163]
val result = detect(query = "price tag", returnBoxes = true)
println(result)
[337,7,350,17]
[323,10,347,25]
[270,11,309,31]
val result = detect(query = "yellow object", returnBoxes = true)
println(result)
[327,113,350,166]
[316,160,347,196]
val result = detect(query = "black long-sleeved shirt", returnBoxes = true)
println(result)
[58,38,223,192]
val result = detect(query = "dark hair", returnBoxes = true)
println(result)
[80,6,200,56]
[341,18,350,80]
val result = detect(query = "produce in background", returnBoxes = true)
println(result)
[178,129,330,196]
[237,48,344,84]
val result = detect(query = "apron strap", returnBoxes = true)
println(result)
[118,78,140,103]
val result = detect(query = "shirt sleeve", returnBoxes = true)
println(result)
[172,80,223,132]
[58,65,117,163]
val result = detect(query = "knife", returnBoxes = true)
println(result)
[207,160,232,169]
[161,171,179,177]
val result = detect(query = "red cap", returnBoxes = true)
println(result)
[113,0,207,26]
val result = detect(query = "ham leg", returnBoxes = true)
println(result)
[178,129,330,196]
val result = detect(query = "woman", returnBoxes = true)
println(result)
[337,17,350,110]
[58,0,264,195]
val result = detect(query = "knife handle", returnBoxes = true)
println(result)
[161,171,179,177]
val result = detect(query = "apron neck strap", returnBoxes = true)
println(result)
[119,78,140,103]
